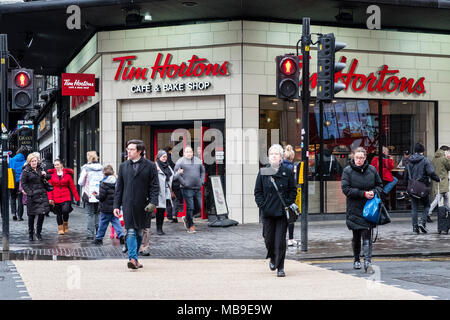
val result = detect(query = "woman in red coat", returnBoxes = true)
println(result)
[47,159,80,235]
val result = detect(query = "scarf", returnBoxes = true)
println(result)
[157,158,172,182]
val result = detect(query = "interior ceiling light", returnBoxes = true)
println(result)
[144,12,152,21]
[272,102,278,105]
[182,1,199,6]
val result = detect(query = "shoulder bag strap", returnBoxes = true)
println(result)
[270,177,287,208]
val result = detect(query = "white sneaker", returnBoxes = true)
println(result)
[182,216,189,230]
[287,239,295,246]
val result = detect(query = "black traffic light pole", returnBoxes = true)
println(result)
[300,18,311,252]
[0,34,10,254]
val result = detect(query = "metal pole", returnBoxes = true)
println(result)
[0,34,10,254]
[319,100,324,214]
[300,18,311,252]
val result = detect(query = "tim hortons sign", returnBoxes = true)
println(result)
[300,56,426,95]
[113,53,229,94]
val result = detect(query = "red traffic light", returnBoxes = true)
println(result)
[280,57,296,76]
[15,72,31,88]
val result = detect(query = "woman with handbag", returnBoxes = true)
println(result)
[20,152,52,241]
[47,159,80,235]
[155,150,175,235]
[254,144,297,277]
[341,147,383,274]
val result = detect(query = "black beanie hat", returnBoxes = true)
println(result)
[414,143,425,153]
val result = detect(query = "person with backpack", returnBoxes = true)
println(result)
[8,147,27,221]
[78,151,104,240]
[427,146,450,221]
[404,143,440,234]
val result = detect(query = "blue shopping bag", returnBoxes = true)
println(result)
[363,194,381,224]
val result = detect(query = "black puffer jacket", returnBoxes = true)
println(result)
[403,153,440,187]
[254,165,297,218]
[341,159,383,230]
[21,164,51,216]
[96,175,116,214]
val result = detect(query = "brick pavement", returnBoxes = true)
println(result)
[1,206,450,261]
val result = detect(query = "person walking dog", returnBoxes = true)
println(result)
[341,147,383,274]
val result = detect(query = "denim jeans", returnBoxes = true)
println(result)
[127,228,144,261]
[410,196,430,228]
[85,202,99,237]
[181,188,202,228]
[96,213,124,241]
[383,176,398,194]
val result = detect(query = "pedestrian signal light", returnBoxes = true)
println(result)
[10,68,34,111]
[276,54,300,100]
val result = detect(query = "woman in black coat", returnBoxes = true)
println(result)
[254,144,297,277]
[20,152,52,241]
[341,147,383,273]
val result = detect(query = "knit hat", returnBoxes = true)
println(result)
[156,150,167,160]
[414,143,425,153]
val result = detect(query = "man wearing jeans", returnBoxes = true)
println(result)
[114,140,159,270]
[174,146,205,234]
[405,143,440,234]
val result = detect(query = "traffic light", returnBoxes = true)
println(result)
[317,33,346,101]
[276,54,300,100]
[10,68,34,111]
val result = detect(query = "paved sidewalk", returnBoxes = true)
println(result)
[13,259,432,300]
[1,206,449,261]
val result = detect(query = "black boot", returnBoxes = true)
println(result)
[28,230,34,241]
[352,237,361,267]
[363,239,374,274]
[157,225,165,235]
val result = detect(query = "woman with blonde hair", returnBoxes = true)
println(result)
[254,144,297,277]
[21,152,52,241]
[78,150,104,240]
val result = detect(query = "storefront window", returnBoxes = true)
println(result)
[260,96,436,214]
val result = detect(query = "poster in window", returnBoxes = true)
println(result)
[334,102,349,138]
[345,100,362,138]
[210,175,228,215]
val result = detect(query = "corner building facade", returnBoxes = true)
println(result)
[66,20,450,223]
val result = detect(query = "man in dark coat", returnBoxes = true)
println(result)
[114,139,159,270]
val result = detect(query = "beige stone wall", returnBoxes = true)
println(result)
[66,20,450,223]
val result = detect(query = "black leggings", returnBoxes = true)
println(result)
[352,229,372,261]
[28,214,45,234]
[54,202,71,225]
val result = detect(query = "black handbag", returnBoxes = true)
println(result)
[406,164,429,199]
[372,191,392,243]
[270,177,299,223]
[41,175,54,192]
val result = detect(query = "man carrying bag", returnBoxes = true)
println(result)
[404,143,440,234]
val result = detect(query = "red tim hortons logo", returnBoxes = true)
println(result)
[113,53,229,81]
[299,56,426,95]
